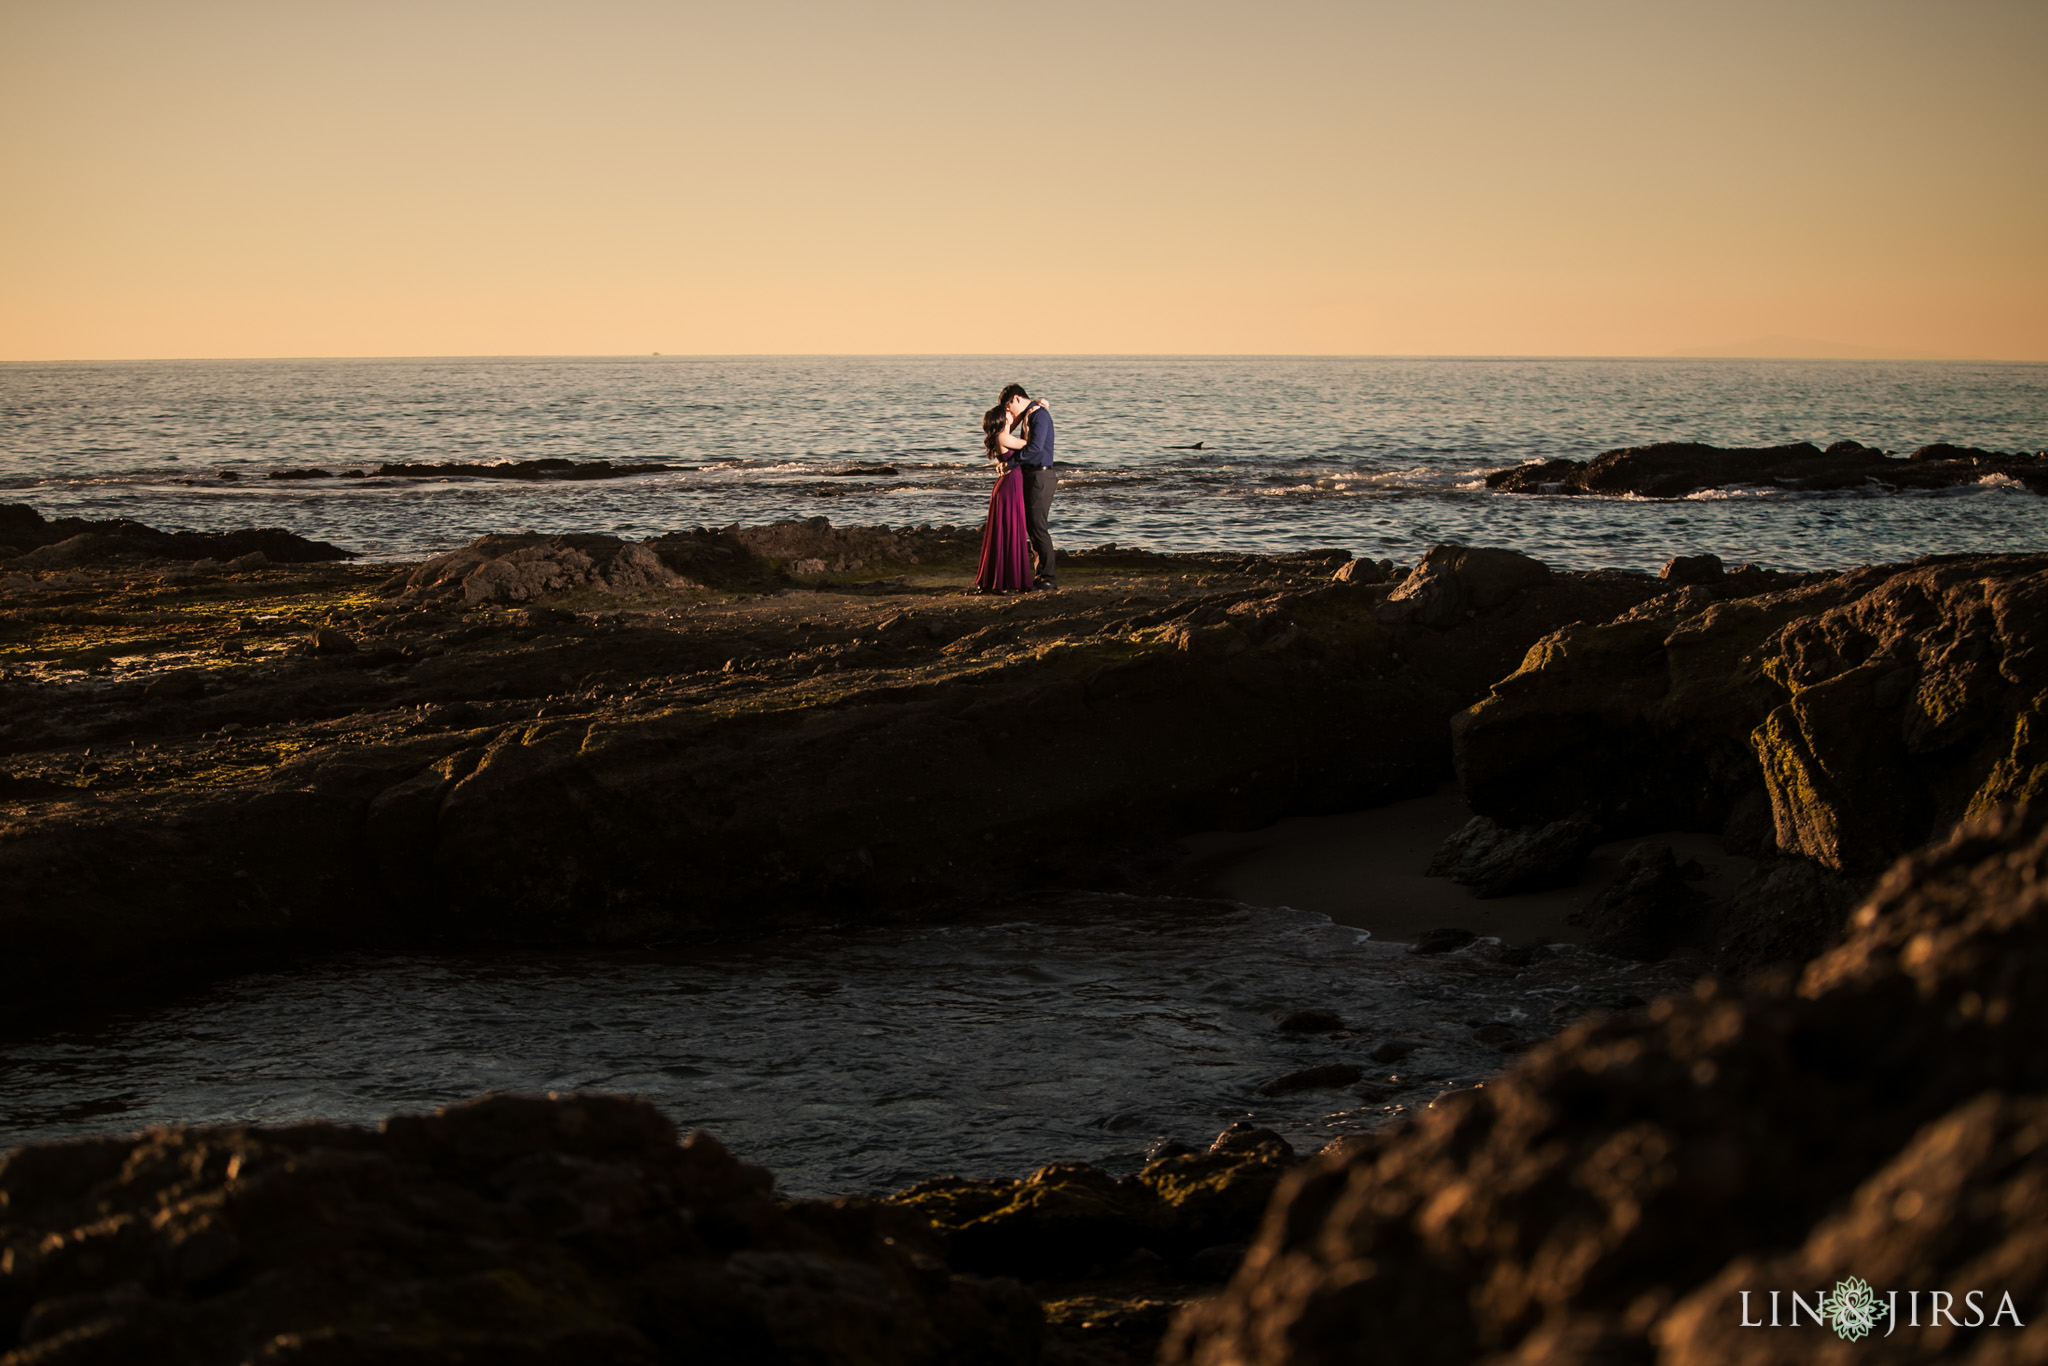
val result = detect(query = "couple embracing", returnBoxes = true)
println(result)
[975,383,1057,594]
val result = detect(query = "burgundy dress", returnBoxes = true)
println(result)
[975,464,1032,592]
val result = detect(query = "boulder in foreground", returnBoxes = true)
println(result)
[0,1093,1040,1365]
[1166,802,2048,1365]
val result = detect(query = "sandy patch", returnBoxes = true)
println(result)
[1161,785,1755,948]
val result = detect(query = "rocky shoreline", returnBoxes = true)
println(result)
[6,509,2047,1362]
[0,510,1695,1022]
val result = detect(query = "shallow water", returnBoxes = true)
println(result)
[0,896,1685,1194]
[2,355,2043,570]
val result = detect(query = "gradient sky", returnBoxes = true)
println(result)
[3,0,2043,360]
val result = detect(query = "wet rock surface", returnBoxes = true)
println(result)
[0,1093,1041,1365]
[1166,801,2048,1366]
[1484,439,2048,498]
[0,515,1670,1022]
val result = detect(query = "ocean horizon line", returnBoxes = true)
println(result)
[3,351,2042,367]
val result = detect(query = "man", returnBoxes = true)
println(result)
[1000,383,1057,589]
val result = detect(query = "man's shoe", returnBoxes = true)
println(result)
[1033,578,1058,591]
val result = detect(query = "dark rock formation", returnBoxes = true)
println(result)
[1485,439,2048,498]
[1427,813,1601,897]
[375,520,978,609]
[1405,929,1477,957]
[1657,1092,2048,1364]
[1376,545,1550,628]
[1256,1065,1363,1097]
[1579,840,1714,961]
[1330,557,1393,586]
[0,529,1671,1021]
[1166,802,2048,1366]
[1453,553,2048,890]
[1660,552,1724,585]
[0,505,352,567]
[371,458,681,480]
[380,535,689,608]
[888,1128,1300,1283]
[1269,1010,1346,1034]
[0,1092,1040,1365]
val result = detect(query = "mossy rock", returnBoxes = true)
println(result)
[1134,1147,1300,1251]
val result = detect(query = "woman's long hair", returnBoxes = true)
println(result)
[981,404,1008,461]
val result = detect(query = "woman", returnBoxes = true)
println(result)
[974,402,1034,593]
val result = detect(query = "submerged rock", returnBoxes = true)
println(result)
[1165,802,2048,1365]
[0,1093,1040,1365]
[1255,1064,1362,1097]
[1268,1009,1346,1034]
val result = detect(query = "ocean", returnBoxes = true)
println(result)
[3,355,2044,570]
[0,900,1687,1196]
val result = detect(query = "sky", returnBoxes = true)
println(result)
[2,0,2043,361]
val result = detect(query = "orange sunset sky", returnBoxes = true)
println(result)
[3,0,2043,362]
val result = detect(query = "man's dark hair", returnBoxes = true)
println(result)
[999,383,1030,405]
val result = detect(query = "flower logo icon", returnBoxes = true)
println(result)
[1820,1276,1889,1342]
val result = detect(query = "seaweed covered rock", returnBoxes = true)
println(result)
[887,1130,1300,1283]
[1165,802,2048,1366]
[1454,554,2048,887]
[0,1093,1041,1365]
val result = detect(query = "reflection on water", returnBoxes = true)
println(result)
[0,895,1689,1195]
[2,356,2044,570]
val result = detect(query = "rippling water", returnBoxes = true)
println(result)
[3,356,2043,570]
[0,897,1685,1194]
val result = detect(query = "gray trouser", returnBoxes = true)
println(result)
[1022,466,1057,581]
